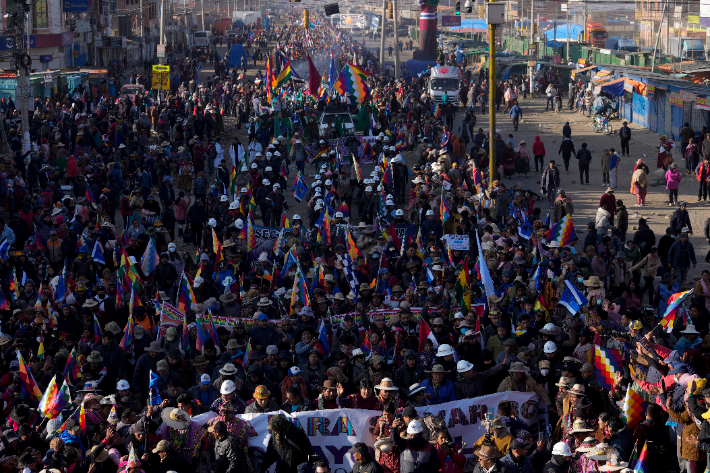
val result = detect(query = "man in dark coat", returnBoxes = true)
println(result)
[259,414,314,473]
[212,421,250,473]
[349,443,384,473]
[670,201,693,235]
[632,218,656,257]
[455,359,506,399]
[95,332,126,393]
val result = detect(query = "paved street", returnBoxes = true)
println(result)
[192,27,709,288]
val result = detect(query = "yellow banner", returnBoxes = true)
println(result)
[669,97,684,107]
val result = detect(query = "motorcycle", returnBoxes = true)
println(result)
[593,116,613,135]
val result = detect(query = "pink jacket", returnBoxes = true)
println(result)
[175,196,190,220]
[666,168,682,189]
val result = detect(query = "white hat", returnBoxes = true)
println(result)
[220,380,236,394]
[437,344,454,357]
[262,179,271,186]
[256,152,262,156]
[681,324,700,334]
[273,183,281,189]
[116,380,130,390]
[265,166,273,172]
[396,209,404,216]
[551,442,573,457]
[194,276,205,286]
[426,210,434,216]
[335,212,344,218]
[295,139,302,144]
[266,152,273,158]
[241,165,248,172]
[168,243,177,251]
[235,219,244,229]
[293,214,302,221]
[457,360,474,373]
[325,179,332,186]
[251,163,258,169]
[365,186,373,192]
[544,341,557,354]
[229,201,238,210]
[314,204,323,211]
[220,195,228,202]
[129,256,137,265]
[407,420,424,435]
[351,348,364,358]
[240,187,248,193]
[386,199,395,206]
[200,373,211,384]
[208,218,217,228]
[315,174,322,180]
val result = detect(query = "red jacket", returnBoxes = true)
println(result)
[599,193,616,216]
[435,444,466,473]
[697,161,710,182]
[532,136,546,156]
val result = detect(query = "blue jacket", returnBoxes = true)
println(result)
[609,153,619,170]
[421,378,457,404]
[510,105,523,118]
[668,240,696,268]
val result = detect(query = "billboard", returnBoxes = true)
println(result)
[339,14,367,28]
[441,15,462,26]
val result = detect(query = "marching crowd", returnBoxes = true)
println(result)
[0,8,707,473]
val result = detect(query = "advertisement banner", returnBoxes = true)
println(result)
[238,393,548,473]
[441,16,462,27]
[669,97,684,108]
[696,97,710,111]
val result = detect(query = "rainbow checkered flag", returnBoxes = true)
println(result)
[545,214,576,247]
[622,385,648,429]
[594,345,622,390]
[440,195,451,224]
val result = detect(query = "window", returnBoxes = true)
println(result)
[34,0,48,28]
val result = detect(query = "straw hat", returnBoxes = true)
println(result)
[568,418,593,434]
[584,275,603,288]
[161,407,191,430]
[475,444,503,459]
[374,378,399,391]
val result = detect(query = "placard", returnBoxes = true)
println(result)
[681,90,697,103]
[643,85,655,99]
[696,97,710,111]
[151,64,170,90]
[669,96,684,107]
[443,234,470,250]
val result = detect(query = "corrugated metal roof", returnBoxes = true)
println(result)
[590,64,710,95]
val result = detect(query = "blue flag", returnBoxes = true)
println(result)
[316,319,331,357]
[328,53,337,88]
[148,370,163,406]
[560,280,589,314]
[292,174,308,203]
[91,241,105,264]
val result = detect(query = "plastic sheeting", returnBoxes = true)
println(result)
[449,19,488,30]
[543,24,584,42]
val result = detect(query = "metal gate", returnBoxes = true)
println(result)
[632,92,648,128]
[650,92,659,133]
[622,95,633,122]
[656,89,666,135]
[665,92,675,138]
[688,102,710,132]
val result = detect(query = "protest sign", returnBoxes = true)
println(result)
[239,393,548,473]
[443,234,470,250]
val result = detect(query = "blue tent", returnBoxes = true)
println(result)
[543,24,584,42]
[450,19,488,30]
[227,44,249,69]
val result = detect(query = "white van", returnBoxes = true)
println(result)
[193,30,211,48]
[428,65,460,106]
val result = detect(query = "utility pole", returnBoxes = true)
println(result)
[529,0,534,52]
[140,0,145,59]
[488,0,496,184]
[379,0,386,71]
[651,2,666,72]
[13,2,31,153]
[565,0,570,63]
[201,0,205,30]
[665,2,669,57]
[159,0,165,55]
[393,0,400,79]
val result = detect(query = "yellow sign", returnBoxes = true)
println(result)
[152,65,170,90]
[689,15,700,25]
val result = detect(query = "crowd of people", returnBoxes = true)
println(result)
[0,8,709,473]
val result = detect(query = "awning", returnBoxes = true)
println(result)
[571,65,598,78]
[600,77,646,96]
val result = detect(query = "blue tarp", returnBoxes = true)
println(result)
[543,24,584,42]
[227,44,249,69]
[601,80,626,97]
[450,19,488,30]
